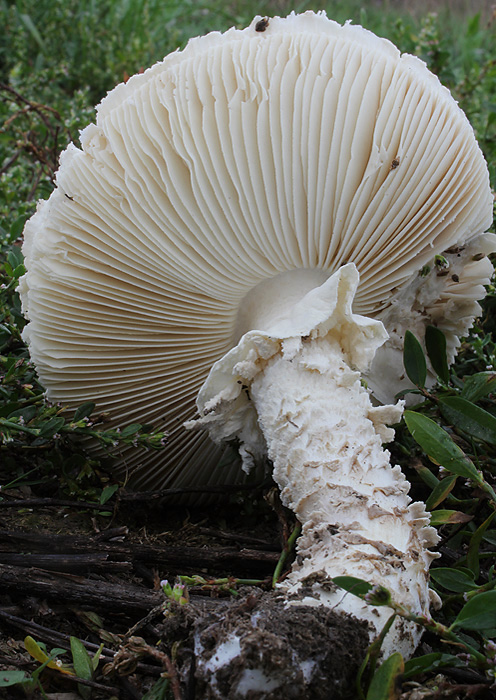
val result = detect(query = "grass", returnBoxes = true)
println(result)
[1,1,496,698]
[1,0,495,230]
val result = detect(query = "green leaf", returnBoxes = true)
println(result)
[333,576,391,605]
[7,406,38,423]
[415,463,441,490]
[429,509,472,526]
[403,652,462,680]
[19,13,45,52]
[425,474,457,510]
[100,484,118,505]
[467,512,496,579]
[0,670,29,687]
[75,611,105,632]
[50,647,69,656]
[9,216,28,241]
[142,676,171,700]
[91,643,105,672]
[425,325,449,384]
[332,576,373,598]
[403,411,482,483]
[0,324,11,348]
[73,402,96,422]
[482,531,496,547]
[429,567,479,592]
[403,331,427,388]
[39,416,65,438]
[70,637,93,680]
[120,423,142,437]
[439,396,496,445]
[7,246,24,270]
[461,372,496,402]
[70,637,92,700]
[452,590,496,631]
[12,263,26,279]
[466,12,480,35]
[366,652,404,700]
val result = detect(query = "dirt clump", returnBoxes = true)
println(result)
[161,588,370,699]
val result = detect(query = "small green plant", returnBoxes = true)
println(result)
[0,635,103,698]
[178,573,264,597]
[161,579,189,606]
[401,325,496,505]
[333,575,496,697]
[70,636,104,700]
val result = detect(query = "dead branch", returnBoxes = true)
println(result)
[0,530,279,576]
[0,564,164,612]
[0,82,61,130]
[0,147,21,175]
[0,552,132,573]
[0,497,114,510]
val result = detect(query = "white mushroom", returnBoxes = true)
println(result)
[20,11,495,662]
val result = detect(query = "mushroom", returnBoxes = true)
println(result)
[20,11,495,664]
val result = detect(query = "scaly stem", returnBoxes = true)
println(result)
[250,335,438,659]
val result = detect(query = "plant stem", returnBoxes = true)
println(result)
[272,522,301,587]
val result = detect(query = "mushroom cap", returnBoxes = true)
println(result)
[20,11,494,490]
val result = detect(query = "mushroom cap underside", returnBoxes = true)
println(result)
[20,11,494,490]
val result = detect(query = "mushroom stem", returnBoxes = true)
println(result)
[191,263,439,658]
[250,334,438,658]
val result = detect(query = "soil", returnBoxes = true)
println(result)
[0,481,326,699]
[184,589,369,699]
[1,482,494,699]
